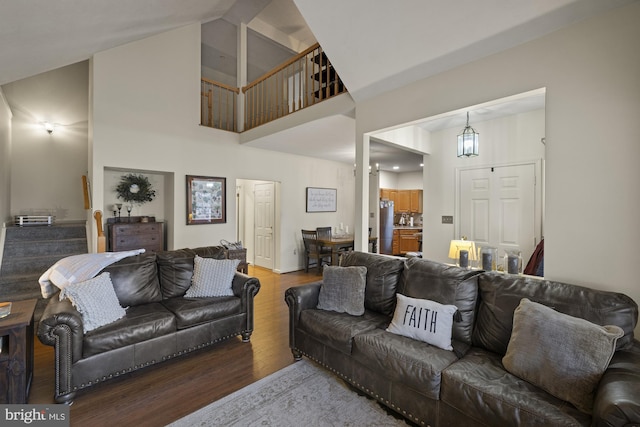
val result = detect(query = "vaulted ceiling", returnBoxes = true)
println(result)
[1,0,633,171]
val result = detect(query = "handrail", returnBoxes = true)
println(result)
[200,42,347,132]
[242,43,347,130]
[202,77,240,94]
[242,43,321,93]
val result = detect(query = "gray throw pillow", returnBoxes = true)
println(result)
[59,272,126,333]
[185,256,240,298]
[502,298,624,414]
[317,266,367,316]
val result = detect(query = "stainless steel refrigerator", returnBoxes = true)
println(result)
[379,200,394,254]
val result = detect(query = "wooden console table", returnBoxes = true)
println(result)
[108,217,164,253]
[0,299,36,404]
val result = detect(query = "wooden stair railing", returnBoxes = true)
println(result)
[200,43,347,132]
[200,78,239,132]
[94,210,106,253]
[242,43,347,131]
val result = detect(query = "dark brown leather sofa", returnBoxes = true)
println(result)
[285,251,640,426]
[38,246,260,404]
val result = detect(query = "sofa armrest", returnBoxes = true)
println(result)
[37,293,85,403]
[231,272,260,337]
[284,282,322,351]
[232,272,261,303]
[37,293,85,362]
[592,339,640,426]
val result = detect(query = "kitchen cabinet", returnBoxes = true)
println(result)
[380,188,398,205]
[381,188,422,213]
[398,229,421,254]
[392,229,399,254]
[410,190,423,213]
[396,191,411,212]
[380,188,390,200]
[392,228,422,255]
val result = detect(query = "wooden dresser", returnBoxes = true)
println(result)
[108,219,164,253]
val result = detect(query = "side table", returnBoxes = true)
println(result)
[0,299,36,404]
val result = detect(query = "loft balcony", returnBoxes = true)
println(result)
[200,43,348,133]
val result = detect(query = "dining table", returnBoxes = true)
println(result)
[316,235,378,265]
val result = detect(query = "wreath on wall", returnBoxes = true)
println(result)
[115,173,156,204]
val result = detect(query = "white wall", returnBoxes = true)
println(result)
[0,88,12,267]
[397,171,423,189]
[379,171,398,189]
[422,109,545,263]
[0,89,11,225]
[2,62,89,222]
[91,24,355,273]
[356,3,640,333]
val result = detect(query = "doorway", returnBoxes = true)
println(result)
[236,179,278,271]
[457,162,542,266]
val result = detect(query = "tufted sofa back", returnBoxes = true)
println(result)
[100,252,162,306]
[156,246,226,299]
[341,251,405,316]
[100,246,228,305]
[472,272,639,355]
[399,257,481,348]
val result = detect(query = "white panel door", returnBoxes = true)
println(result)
[459,164,536,265]
[254,182,275,269]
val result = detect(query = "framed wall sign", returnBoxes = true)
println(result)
[186,175,226,224]
[306,187,337,212]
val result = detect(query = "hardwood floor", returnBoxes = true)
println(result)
[29,266,322,427]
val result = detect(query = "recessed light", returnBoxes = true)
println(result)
[393,166,399,170]
[420,163,424,167]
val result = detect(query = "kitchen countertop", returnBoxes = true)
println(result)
[393,225,423,230]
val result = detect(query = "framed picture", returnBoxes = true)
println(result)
[186,175,226,224]
[306,187,337,212]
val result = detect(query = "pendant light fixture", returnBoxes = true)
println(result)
[457,112,479,157]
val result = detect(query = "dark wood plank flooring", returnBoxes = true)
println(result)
[29,266,322,427]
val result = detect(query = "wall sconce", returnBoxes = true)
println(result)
[457,112,479,157]
[354,163,380,176]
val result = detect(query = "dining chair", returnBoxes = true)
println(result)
[316,226,333,252]
[317,226,353,263]
[316,226,332,240]
[301,229,332,273]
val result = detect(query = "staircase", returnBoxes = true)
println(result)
[0,222,88,321]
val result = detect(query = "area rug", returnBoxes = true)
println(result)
[167,359,409,426]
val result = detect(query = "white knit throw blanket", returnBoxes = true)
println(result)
[38,249,146,298]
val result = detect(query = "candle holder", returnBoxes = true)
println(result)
[116,203,123,222]
[126,204,133,220]
[504,250,523,274]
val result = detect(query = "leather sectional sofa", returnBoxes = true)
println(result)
[285,251,640,426]
[38,246,260,404]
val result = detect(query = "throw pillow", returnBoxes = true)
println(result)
[185,256,240,298]
[502,298,624,414]
[386,293,458,351]
[317,266,367,316]
[59,272,126,333]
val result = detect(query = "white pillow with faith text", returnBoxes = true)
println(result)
[386,293,457,351]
